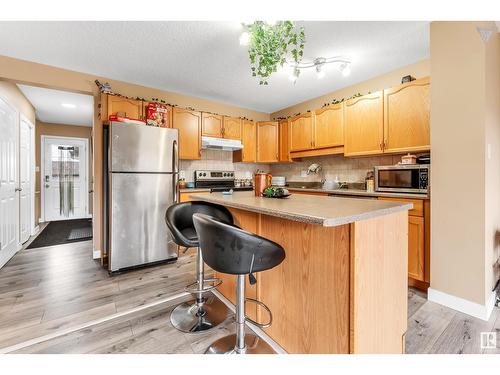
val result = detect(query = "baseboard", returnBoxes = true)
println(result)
[0,245,18,269]
[92,249,101,259]
[31,225,40,236]
[428,287,497,321]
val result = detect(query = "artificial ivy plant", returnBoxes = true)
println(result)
[246,21,305,85]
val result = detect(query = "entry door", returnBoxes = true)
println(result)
[19,118,32,243]
[0,96,18,257]
[43,137,88,221]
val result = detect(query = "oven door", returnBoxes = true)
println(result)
[375,166,428,194]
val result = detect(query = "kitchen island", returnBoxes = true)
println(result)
[190,191,412,354]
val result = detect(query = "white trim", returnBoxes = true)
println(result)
[32,225,40,235]
[428,287,497,321]
[41,135,89,221]
[212,289,287,354]
[0,291,190,354]
[20,114,36,237]
[92,249,101,259]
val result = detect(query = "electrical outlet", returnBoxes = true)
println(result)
[300,170,307,178]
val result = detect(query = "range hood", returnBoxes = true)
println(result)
[201,136,243,151]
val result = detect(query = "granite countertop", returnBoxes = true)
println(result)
[286,187,429,200]
[189,191,413,227]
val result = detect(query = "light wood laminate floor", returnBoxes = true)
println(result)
[0,239,498,354]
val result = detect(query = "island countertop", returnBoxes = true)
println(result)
[189,191,412,227]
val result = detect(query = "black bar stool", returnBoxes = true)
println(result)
[193,213,286,354]
[165,202,233,333]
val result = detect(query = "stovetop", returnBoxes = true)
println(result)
[194,170,253,192]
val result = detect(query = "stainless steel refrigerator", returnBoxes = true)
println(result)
[104,121,179,272]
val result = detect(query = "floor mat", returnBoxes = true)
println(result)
[27,219,93,249]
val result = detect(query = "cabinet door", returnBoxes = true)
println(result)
[107,96,143,120]
[223,116,242,140]
[237,119,256,162]
[172,108,201,160]
[408,215,425,282]
[344,91,384,156]
[290,113,314,152]
[201,113,223,137]
[257,121,278,162]
[314,103,344,149]
[383,77,430,153]
[278,119,291,162]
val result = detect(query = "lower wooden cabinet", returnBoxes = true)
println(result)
[408,215,425,281]
[256,121,279,162]
[172,108,201,160]
[378,197,430,289]
[179,191,209,202]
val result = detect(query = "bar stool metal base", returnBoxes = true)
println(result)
[170,293,230,333]
[205,334,275,354]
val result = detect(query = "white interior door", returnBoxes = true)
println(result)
[19,117,33,243]
[42,136,88,222]
[0,96,19,263]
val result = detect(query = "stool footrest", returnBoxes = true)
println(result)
[185,278,222,294]
[244,298,273,329]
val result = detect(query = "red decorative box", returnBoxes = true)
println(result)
[146,102,170,127]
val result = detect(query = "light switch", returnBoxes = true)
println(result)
[35,166,40,172]
[300,170,307,177]
[487,144,492,160]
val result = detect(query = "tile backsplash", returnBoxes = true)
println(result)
[180,149,269,182]
[269,154,408,183]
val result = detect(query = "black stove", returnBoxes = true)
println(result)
[194,170,253,192]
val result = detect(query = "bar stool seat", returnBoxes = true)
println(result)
[165,201,233,333]
[193,213,286,354]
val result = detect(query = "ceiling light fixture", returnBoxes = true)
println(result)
[289,56,352,83]
[239,31,250,46]
[288,67,300,83]
[61,103,76,109]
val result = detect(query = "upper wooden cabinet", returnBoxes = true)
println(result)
[290,113,314,152]
[107,96,144,120]
[172,108,201,160]
[278,119,291,162]
[202,113,223,137]
[344,91,384,156]
[383,77,430,153]
[314,103,344,149]
[223,116,242,140]
[257,121,279,163]
[233,119,256,163]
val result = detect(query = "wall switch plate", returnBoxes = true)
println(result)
[35,166,40,172]
[300,170,307,177]
[487,143,492,160]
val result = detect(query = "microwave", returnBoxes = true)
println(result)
[374,164,429,194]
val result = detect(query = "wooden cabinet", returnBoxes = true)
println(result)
[408,215,425,281]
[256,121,279,163]
[222,116,242,140]
[314,103,344,149]
[344,91,384,156]
[290,113,314,152]
[378,196,430,289]
[179,191,209,202]
[106,95,144,120]
[201,113,223,137]
[278,119,291,162]
[233,119,256,162]
[383,77,430,153]
[172,108,201,160]
[201,113,242,140]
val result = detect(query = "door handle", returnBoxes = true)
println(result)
[15,187,22,192]
[45,184,50,188]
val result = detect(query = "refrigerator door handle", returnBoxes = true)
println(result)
[172,139,179,203]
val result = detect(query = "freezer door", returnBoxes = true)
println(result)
[110,172,178,271]
[111,122,179,173]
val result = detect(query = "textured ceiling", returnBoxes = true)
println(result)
[18,84,93,126]
[0,21,429,113]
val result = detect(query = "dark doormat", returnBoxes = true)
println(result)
[27,219,93,249]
